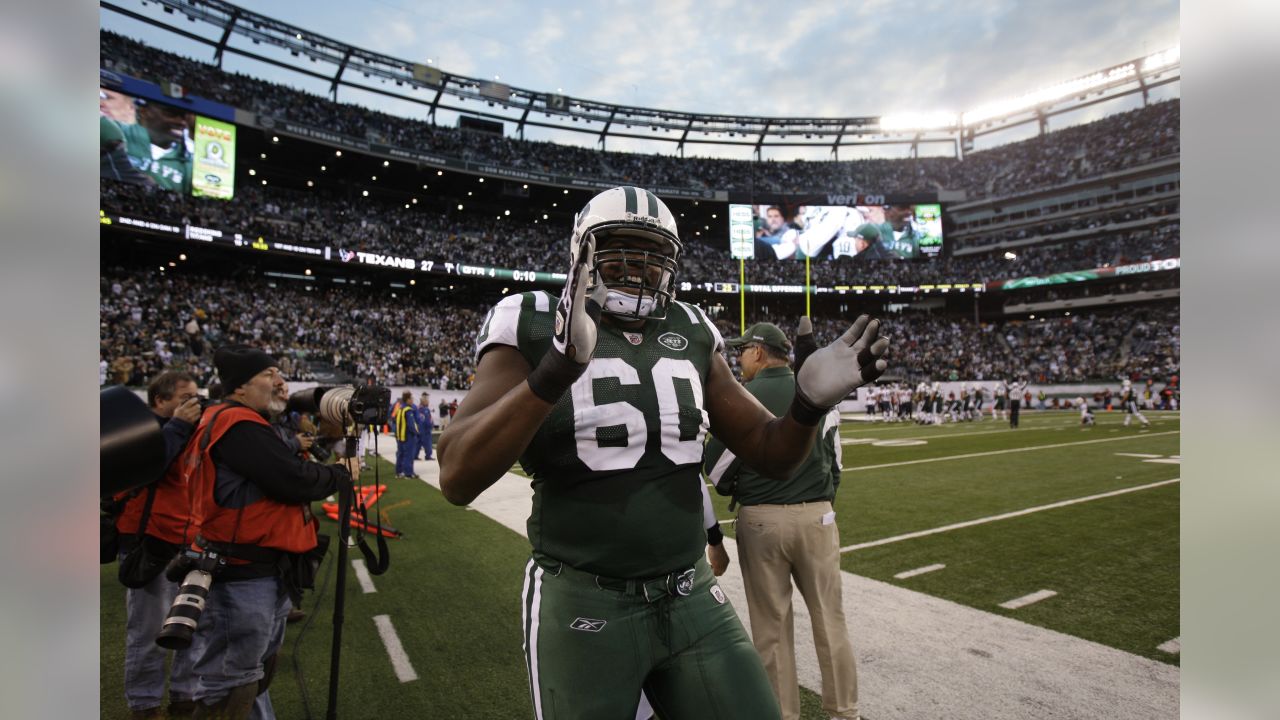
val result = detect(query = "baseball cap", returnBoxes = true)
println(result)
[850,223,881,242]
[725,322,792,354]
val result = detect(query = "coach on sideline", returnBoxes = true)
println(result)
[181,346,352,719]
[704,321,858,720]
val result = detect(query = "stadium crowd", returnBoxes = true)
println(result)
[100,263,1179,391]
[101,267,481,390]
[102,31,1179,201]
[100,178,1179,288]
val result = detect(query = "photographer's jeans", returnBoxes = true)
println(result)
[188,576,290,719]
[123,566,198,710]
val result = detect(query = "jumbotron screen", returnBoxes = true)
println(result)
[99,87,236,199]
[728,203,943,261]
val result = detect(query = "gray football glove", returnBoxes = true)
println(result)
[528,232,609,403]
[792,315,889,424]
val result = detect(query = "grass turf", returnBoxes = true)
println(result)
[102,411,1179,717]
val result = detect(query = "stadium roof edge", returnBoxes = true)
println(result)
[104,0,1178,155]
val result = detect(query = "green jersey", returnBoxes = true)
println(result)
[703,366,842,506]
[879,221,921,259]
[102,116,192,193]
[476,291,725,579]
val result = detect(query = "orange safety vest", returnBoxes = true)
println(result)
[182,404,318,556]
[114,454,195,546]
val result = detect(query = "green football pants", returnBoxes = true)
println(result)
[520,555,782,720]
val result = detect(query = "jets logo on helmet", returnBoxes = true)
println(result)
[571,186,682,321]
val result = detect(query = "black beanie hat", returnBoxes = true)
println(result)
[213,345,278,394]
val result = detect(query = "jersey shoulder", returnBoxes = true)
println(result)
[665,300,725,356]
[474,290,556,362]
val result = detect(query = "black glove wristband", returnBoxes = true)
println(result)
[527,348,587,404]
[789,390,829,427]
[706,523,724,547]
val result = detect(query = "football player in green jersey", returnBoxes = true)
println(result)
[100,97,193,193]
[439,186,889,720]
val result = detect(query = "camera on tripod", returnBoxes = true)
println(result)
[155,546,226,650]
[286,384,391,434]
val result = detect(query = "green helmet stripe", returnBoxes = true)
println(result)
[644,189,660,218]
[622,186,638,215]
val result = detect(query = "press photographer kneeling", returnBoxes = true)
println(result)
[168,346,353,720]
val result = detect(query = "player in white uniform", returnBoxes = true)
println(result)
[1076,396,1095,426]
[992,380,1007,421]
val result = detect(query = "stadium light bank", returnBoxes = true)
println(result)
[878,45,1179,132]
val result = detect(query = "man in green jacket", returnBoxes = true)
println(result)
[704,321,858,720]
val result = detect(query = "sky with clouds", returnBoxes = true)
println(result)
[101,0,1179,159]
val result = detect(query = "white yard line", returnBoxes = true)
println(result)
[384,439,1178,719]
[1000,589,1058,610]
[372,615,419,683]
[840,478,1181,553]
[1157,638,1181,655]
[352,558,377,594]
[1145,458,1181,464]
[894,563,946,580]
[1115,453,1163,458]
[843,431,1180,472]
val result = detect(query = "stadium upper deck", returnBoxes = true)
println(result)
[100,31,1179,202]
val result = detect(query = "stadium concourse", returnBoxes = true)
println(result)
[99,9,1179,720]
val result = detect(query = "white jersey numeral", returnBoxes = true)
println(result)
[569,357,705,471]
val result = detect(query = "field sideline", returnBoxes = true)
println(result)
[100,409,1179,719]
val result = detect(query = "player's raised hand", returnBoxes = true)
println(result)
[794,315,889,417]
[530,231,609,403]
[552,231,608,365]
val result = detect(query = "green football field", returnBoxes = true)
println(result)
[101,409,1179,719]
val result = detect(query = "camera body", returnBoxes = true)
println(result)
[155,547,226,650]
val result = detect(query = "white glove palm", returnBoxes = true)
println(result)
[796,315,889,409]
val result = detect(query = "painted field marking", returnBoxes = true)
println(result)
[373,615,419,683]
[842,431,1179,473]
[1115,453,1162,458]
[840,478,1180,553]
[1145,458,1181,465]
[1157,637,1180,654]
[999,589,1058,610]
[894,564,946,580]
[352,559,377,594]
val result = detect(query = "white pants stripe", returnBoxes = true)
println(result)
[521,560,546,720]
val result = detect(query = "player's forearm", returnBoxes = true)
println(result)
[437,383,553,506]
[735,413,819,481]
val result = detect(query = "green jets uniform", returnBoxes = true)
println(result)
[476,290,781,720]
[101,116,192,193]
[879,221,921,259]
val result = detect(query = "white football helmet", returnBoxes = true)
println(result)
[571,186,682,320]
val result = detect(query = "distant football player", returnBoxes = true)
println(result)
[1121,379,1150,427]
[993,380,1007,421]
[1076,396,1096,426]
[438,186,889,719]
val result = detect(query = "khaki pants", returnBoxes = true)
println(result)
[736,501,858,720]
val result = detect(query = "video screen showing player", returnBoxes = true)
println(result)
[746,203,943,261]
[100,87,194,193]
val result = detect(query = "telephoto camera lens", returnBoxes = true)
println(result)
[155,568,214,650]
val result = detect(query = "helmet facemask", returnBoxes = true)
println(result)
[587,228,681,321]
